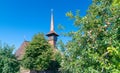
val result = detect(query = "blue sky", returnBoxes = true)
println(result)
[0,0,92,50]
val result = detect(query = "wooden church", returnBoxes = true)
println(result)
[15,10,59,73]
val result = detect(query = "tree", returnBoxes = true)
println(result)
[22,33,53,72]
[112,0,120,6]
[0,43,20,73]
[48,51,62,72]
[60,0,120,73]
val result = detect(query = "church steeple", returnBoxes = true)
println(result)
[46,9,59,48]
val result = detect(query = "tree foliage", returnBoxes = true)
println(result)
[60,0,120,73]
[48,51,62,72]
[22,33,53,71]
[0,44,20,73]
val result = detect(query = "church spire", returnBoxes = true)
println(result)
[46,9,59,48]
[50,9,54,31]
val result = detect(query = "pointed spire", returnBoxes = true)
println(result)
[46,9,59,37]
[50,9,54,31]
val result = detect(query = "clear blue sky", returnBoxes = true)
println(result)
[0,0,92,50]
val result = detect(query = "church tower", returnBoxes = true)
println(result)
[46,9,59,48]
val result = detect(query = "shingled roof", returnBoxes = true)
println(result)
[15,41,29,60]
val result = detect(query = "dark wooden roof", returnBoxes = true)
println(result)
[46,31,59,36]
[15,41,29,60]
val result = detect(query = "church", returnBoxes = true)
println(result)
[15,10,59,73]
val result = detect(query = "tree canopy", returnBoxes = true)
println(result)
[22,33,53,71]
[0,44,20,73]
[60,0,120,73]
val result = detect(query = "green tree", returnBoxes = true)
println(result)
[112,0,120,6]
[60,0,120,73]
[48,51,62,73]
[22,33,53,72]
[0,44,20,73]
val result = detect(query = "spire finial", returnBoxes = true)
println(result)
[51,9,53,12]
[50,9,54,31]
